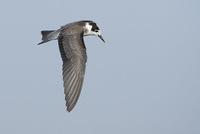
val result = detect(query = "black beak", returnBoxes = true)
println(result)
[98,35,105,43]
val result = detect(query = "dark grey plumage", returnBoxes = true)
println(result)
[38,20,104,112]
[58,24,87,112]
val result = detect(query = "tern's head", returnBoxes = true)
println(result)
[83,21,105,43]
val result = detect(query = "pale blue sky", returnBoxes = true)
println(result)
[0,0,200,134]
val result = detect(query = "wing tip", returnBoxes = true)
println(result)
[67,107,73,112]
[65,78,84,113]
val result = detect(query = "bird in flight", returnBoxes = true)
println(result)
[38,20,105,112]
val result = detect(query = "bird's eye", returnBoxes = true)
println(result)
[95,30,99,32]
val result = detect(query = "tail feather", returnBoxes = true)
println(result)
[38,40,49,45]
[41,30,55,40]
[38,30,60,45]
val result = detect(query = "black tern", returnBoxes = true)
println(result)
[38,20,105,112]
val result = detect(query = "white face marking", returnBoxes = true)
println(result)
[84,22,101,36]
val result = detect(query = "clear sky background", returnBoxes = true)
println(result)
[0,0,199,134]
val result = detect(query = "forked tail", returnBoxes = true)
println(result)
[38,30,60,45]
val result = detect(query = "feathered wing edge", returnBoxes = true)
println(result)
[62,61,85,112]
[58,34,87,112]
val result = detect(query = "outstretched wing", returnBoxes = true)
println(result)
[58,32,87,112]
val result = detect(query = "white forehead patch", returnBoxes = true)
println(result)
[84,22,101,37]
[84,22,92,31]
[84,22,95,36]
